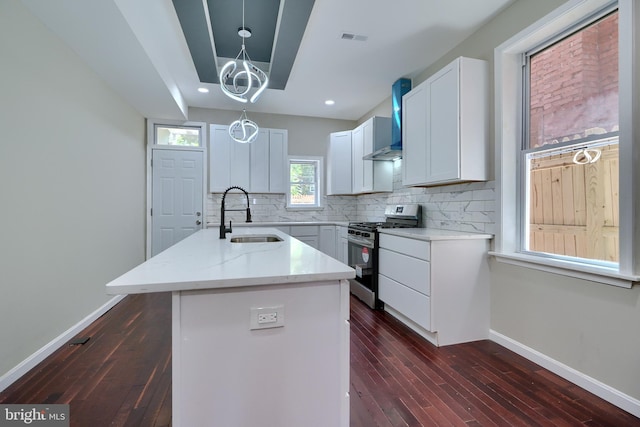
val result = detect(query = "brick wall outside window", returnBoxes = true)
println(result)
[529,11,618,148]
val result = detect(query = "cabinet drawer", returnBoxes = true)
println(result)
[379,248,430,296]
[296,235,319,249]
[379,274,431,331]
[379,234,430,261]
[289,225,318,236]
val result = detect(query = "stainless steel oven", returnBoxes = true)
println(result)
[347,226,378,308]
[348,204,420,309]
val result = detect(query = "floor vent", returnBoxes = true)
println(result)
[69,337,90,346]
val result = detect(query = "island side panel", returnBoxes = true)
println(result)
[172,279,349,427]
[339,279,350,427]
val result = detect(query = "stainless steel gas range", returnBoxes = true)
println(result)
[347,204,420,309]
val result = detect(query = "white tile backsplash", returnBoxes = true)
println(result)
[207,160,495,234]
[206,193,357,224]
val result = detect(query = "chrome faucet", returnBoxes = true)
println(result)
[220,186,252,239]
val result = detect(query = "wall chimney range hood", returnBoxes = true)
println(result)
[363,78,412,161]
[363,144,402,161]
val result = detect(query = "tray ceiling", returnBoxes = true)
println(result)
[173,0,315,90]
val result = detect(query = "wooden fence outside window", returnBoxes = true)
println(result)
[528,143,619,262]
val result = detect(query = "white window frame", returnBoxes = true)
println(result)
[152,122,204,148]
[492,0,640,288]
[287,156,323,210]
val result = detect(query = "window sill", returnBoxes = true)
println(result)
[285,206,324,211]
[489,251,639,289]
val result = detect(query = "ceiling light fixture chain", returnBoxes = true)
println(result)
[229,109,259,143]
[219,0,268,104]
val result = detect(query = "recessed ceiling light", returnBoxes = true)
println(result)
[198,87,209,93]
[325,100,335,106]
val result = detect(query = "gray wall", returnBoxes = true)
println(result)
[188,107,356,157]
[0,0,146,380]
[364,0,640,402]
[2,0,638,408]
[456,0,640,402]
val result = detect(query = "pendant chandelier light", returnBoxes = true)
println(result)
[229,109,259,143]
[219,0,268,104]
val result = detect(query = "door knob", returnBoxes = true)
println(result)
[196,220,202,225]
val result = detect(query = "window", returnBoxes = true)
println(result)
[523,10,619,266]
[155,125,202,147]
[288,157,322,208]
[495,0,640,287]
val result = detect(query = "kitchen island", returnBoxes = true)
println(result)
[106,227,354,427]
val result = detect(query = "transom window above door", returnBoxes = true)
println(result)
[155,125,202,147]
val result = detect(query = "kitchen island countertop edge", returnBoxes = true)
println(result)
[106,227,355,295]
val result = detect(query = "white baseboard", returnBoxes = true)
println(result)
[0,295,126,392]
[490,330,640,418]
[384,305,439,347]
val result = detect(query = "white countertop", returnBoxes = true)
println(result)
[378,228,493,241]
[206,221,350,228]
[106,228,355,295]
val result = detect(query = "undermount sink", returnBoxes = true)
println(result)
[229,234,283,243]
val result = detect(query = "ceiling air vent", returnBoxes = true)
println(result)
[340,32,368,42]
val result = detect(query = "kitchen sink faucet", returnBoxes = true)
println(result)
[220,186,252,238]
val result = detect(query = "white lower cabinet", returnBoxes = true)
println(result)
[336,226,348,265]
[229,224,347,261]
[379,275,431,330]
[319,225,336,258]
[291,225,342,260]
[378,232,490,346]
[289,225,319,249]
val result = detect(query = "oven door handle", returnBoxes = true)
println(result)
[347,237,375,249]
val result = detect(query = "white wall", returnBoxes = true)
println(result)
[0,0,146,381]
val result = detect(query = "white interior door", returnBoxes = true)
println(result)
[151,149,203,256]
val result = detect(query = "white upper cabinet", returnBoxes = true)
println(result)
[328,117,393,195]
[268,129,287,194]
[351,125,365,193]
[327,131,353,195]
[210,124,233,192]
[402,84,428,186]
[364,117,393,194]
[209,124,288,193]
[402,57,488,187]
[249,129,270,193]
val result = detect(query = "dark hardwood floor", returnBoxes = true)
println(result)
[1,292,638,427]
[0,293,172,426]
